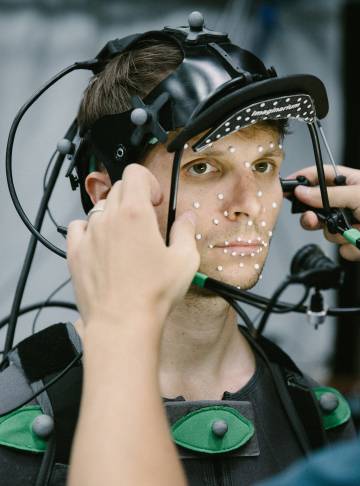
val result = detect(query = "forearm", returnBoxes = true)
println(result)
[67,315,187,486]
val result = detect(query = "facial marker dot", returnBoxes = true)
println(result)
[228,146,236,153]
[257,190,263,197]
[246,108,251,113]
[278,143,283,150]
[240,252,245,257]
[260,221,266,227]
[258,145,264,153]
[268,230,273,237]
[272,202,278,208]
[225,240,230,246]
[193,201,200,209]
[195,233,202,240]
[217,193,224,200]
[239,262,244,268]
[213,218,219,225]
[184,143,189,149]
[248,239,252,244]
[254,263,260,270]
[231,251,237,256]
[223,248,228,254]
[236,286,241,290]
[263,242,268,247]
[257,236,261,241]
[251,252,255,257]
[273,101,278,106]
[244,161,251,168]
[236,236,242,242]
[251,119,256,124]
[208,243,214,249]
[217,266,223,272]
[224,210,229,217]
[286,98,290,102]
[247,220,253,227]
[269,142,274,149]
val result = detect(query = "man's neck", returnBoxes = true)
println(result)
[159,289,256,401]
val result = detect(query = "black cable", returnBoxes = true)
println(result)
[35,435,56,486]
[255,278,293,337]
[0,352,82,418]
[31,278,72,335]
[43,150,64,236]
[0,301,77,331]
[273,286,310,314]
[6,61,95,259]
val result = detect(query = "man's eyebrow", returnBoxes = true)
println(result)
[183,147,284,159]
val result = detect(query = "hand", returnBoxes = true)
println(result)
[66,163,200,329]
[286,164,360,261]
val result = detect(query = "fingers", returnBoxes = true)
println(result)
[294,184,360,220]
[169,211,200,272]
[286,164,357,185]
[339,243,360,262]
[106,164,163,211]
[66,220,88,265]
[299,211,323,231]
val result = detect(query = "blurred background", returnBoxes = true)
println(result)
[1,0,359,427]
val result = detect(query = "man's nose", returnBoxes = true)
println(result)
[225,175,262,222]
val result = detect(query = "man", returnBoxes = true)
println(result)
[0,16,355,486]
[66,163,360,486]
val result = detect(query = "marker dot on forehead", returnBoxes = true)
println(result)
[224,210,229,217]
[184,143,189,149]
[228,145,236,153]
[193,201,200,209]
[257,190,263,197]
[272,202,278,208]
[217,265,223,272]
[213,218,219,225]
[195,233,202,240]
[217,193,224,200]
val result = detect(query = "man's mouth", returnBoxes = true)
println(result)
[214,238,265,256]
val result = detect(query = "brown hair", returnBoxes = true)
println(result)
[77,38,183,132]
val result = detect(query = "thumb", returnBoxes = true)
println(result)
[169,211,200,268]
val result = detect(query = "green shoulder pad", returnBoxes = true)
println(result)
[0,405,47,453]
[171,405,254,454]
[314,386,351,430]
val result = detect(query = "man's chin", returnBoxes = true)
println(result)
[198,265,262,290]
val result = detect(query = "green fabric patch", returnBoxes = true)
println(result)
[314,387,351,430]
[171,405,254,454]
[0,405,47,453]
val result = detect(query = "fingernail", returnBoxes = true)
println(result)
[183,211,197,226]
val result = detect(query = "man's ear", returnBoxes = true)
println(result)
[85,171,112,205]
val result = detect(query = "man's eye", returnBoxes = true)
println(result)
[252,161,273,173]
[187,162,218,176]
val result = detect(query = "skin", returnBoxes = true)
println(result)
[67,156,360,486]
[84,124,284,401]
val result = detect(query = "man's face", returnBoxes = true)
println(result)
[143,123,284,290]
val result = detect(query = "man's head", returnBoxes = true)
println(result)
[79,39,286,291]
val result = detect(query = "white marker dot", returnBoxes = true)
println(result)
[272,202,278,208]
[235,125,240,130]
[228,146,236,153]
[247,220,253,226]
[260,103,265,108]
[245,117,250,121]
[223,249,228,254]
[246,108,251,113]
[251,252,255,257]
[254,263,260,270]
[224,210,229,217]
[251,119,256,124]
[248,239,252,244]
[269,142,275,149]
[236,236,242,242]
[257,236,261,241]
[225,127,230,132]
[273,101,278,106]
[231,251,237,256]
[260,221,266,227]
[257,190,263,197]
[236,286,241,290]
[206,139,211,144]
[259,274,263,280]
[286,98,290,102]
[262,241,268,248]
[268,230,273,237]
[236,115,242,121]
[217,266,223,272]
[195,233,202,240]
[216,134,221,139]
[193,201,200,209]
[217,193,224,200]
[239,262,244,268]
[225,240,230,246]
[184,143,189,149]
[258,145,264,153]
[208,243,214,249]
[244,161,251,169]
[278,143,283,149]
[225,121,230,126]
[240,252,245,257]
[213,218,219,225]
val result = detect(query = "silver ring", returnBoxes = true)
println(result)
[88,208,105,219]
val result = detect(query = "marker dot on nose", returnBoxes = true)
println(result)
[213,218,220,225]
